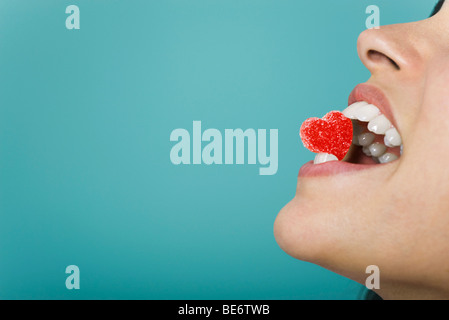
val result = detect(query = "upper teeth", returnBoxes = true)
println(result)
[354,104,380,122]
[345,100,401,162]
[313,101,402,165]
[342,101,368,119]
[367,114,391,135]
[343,101,393,133]
[384,128,402,147]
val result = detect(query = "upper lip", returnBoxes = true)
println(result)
[348,83,398,129]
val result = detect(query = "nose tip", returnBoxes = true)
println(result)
[357,29,401,73]
[356,19,431,82]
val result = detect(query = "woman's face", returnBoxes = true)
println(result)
[274,1,449,299]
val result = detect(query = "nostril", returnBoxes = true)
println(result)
[367,49,400,70]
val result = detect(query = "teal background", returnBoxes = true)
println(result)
[0,0,434,299]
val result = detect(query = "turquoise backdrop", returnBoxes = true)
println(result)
[0,0,434,299]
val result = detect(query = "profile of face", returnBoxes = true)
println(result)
[274,1,449,300]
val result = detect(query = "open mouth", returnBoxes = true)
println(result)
[313,83,402,166]
[341,101,402,165]
[313,102,402,165]
[299,84,403,177]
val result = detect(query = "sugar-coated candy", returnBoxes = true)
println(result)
[300,111,353,161]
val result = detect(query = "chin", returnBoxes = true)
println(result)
[273,178,390,286]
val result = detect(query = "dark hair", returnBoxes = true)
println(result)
[360,288,383,300]
[431,0,445,16]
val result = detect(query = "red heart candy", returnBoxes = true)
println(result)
[300,111,353,161]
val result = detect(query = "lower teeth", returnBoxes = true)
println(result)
[353,119,402,164]
[378,152,398,163]
[314,153,338,165]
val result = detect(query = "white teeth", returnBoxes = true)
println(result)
[362,146,372,156]
[354,104,380,122]
[400,144,403,155]
[342,102,404,165]
[342,101,368,119]
[314,153,338,165]
[378,152,398,164]
[384,128,402,147]
[367,114,392,135]
[357,132,375,147]
[368,142,387,157]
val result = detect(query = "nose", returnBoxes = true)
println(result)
[357,24,425,76]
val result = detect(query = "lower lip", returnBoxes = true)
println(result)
[298,160,380,178]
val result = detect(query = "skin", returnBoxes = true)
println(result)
[273,3,449,300]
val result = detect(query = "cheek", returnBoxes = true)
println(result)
[429,61,449,109]
[405,64,449,174]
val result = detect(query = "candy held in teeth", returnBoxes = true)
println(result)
[300,111,353,161]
